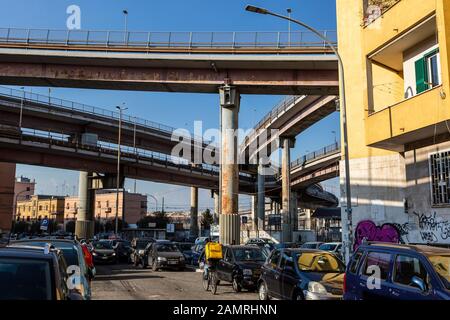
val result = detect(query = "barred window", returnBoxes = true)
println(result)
[430,151,450,205]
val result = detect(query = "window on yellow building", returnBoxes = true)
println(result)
[415,49,441,94]
[97,201,101,208]
[38,205,42,211]
[430,150,450,206]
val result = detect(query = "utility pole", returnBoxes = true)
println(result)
[115,104,127,235]
[287,8,292,46]
[245,5,353,264]
[123,10,128,44]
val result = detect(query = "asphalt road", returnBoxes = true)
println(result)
[92,263,258,300]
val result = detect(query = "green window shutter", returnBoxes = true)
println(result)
[415,57,428,94]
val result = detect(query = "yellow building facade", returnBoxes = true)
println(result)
[16,195,66,224]
[337,0,450,245]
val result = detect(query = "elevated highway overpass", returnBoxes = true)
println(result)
[0,28,338,95]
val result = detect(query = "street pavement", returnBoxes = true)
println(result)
[92,263,258,300]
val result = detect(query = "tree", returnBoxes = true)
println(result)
[201,209,214,230]
[137,212,170,229]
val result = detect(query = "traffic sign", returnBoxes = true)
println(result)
[40,218,49,231]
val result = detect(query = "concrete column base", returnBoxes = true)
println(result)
[219,214,240,245]
[282,222,293,243]
[75,220,95,240]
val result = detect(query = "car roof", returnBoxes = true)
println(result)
[321,242,341,245]
[226,245,262,250]
[12,238,77,245]
[280,248,328,254]
[360,242,450,254]
[0,246,55,260]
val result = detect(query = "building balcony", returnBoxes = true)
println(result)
[366,86,449,151]
[363,0,436,55]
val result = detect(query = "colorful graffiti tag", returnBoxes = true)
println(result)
[353,220,401,251]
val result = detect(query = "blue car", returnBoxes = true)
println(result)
[344,243,450,300]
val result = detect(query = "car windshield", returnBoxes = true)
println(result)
[428,254,450,290]
[296,252,345,273]
[0,258,52,300]
[233,248,265,262]
[94,242,112,250]
[157,244,179,252]
[319,244,338,251]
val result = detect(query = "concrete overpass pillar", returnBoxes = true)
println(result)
[257,163,265,233]
[219,84,240,245]
[291,191,298,234]
[75,172,95,240]
[281,137,295,243]
[0,163,15,234]
[190,186,199,238]
[213,190,220,224]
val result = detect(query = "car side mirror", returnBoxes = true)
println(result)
[411,276,427,292]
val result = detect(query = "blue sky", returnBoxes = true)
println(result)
[2,0,339,211]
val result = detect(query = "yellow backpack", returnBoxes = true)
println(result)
[205,242,223,260]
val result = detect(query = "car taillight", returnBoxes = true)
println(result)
[343,273,347,294]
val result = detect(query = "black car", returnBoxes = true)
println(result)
[258,248,345,300]
[174,242,195,265]
[111,239,132,262]
[216,245,266,292]
[10,238,92,300]
[92,241,117,264]
[0,246,83,300]
[146,242,185,271]
[130,237,155,267]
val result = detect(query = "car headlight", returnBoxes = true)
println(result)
[138,250,145,255]
[308,281,328,294]
[243,269,253,276]
[157,257,167,262]
[92,252,97,256]
[112,252,116,256]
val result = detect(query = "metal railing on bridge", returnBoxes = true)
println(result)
[0,28,337,49]
[0,86,213,145]
[291,142,341,169]
[15,128,253,181]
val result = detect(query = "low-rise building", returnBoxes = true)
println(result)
[16,195,65,224]
[64,190,147,225]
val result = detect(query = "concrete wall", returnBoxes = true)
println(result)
[0,163,15,233]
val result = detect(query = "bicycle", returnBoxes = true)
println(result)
[201,262,219,295]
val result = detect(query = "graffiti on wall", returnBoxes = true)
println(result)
[353,220,401,251]
[415,212,450,243]
[353,212,450,249]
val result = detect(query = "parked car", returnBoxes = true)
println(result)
[246,238,276,250]
[146,242,185,271]
[344,243,450,300]
[300,242,324,249]
[130,237,156,267]
[217,245,266,292]
[174,242,195,265]
[111,239,132,263]
[92,241,117,264]
[0,246,83,300]
[195,237,211,245]
[258,248,345,300]
[191,244,206,266]
[10,238,92,299]
[319,242,343,260]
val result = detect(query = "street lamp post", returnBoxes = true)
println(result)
[245,5,353,264]
[123,10,129,44]
[19,87,25,132]
[115,104,127,235]
[287,8,292,46]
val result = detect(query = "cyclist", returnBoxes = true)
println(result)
[198,239,222,284]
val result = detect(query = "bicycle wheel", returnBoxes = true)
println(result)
[210,272,218,295]
[202,271,210,291]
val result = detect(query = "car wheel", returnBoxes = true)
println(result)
[258,281,269,300]
[232,277,242,293]
[293,290,304,300]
